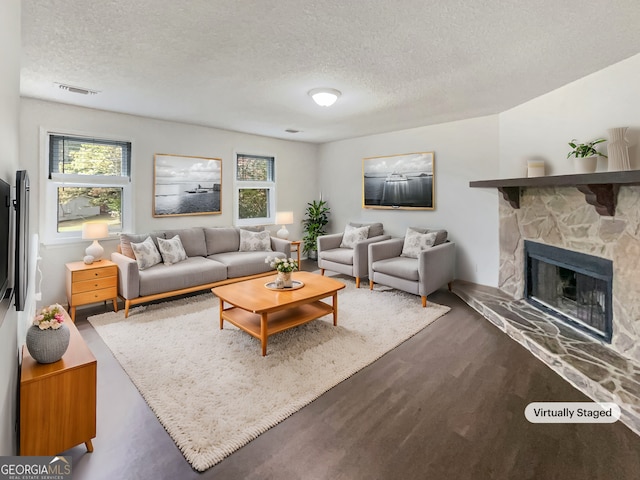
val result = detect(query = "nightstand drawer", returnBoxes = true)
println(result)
[73,265,117,282]
[73,276,117,294]
[72,287,118,306]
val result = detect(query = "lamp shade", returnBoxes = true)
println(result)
[308,88,341,107]
[275,211,294,225]
[82,222,109,240]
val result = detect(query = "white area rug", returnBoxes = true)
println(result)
[88,277,450,471]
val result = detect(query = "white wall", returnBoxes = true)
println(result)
[20,99,319,306]
[318,115,500,286]
[0,0,21,456]
[500,53,640,177]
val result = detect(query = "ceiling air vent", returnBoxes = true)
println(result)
[285,129,301,134]
[56,83,99,95]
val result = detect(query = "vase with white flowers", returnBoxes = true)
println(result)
[26,304,71,364]
[265,256,299,288]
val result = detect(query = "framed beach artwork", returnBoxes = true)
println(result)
[362,152,435,210]
[153,154,222,217]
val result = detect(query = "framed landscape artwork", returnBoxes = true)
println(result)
[362,152,435,210]
[153,154,222,217]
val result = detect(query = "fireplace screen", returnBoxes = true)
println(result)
[525,241,613,342]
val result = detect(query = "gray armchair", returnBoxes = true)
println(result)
[317,222,391,288]
[368,233,455,307]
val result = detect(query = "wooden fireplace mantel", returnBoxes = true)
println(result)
[469,170,640,216]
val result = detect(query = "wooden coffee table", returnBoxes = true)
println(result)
[212,271,346,356]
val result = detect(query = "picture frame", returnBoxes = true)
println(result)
[362,152,435,210]
[153,154,222,217]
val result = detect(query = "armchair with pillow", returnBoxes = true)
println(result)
[368,227,455,307]
[317,222,391,288]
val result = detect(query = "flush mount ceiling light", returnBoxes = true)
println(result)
[308,88,341,107]
[56,83,99,95]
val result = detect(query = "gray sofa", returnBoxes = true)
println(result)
[111,227,290,317]
[317,222,391,288]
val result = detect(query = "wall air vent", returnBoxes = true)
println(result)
[56,83,99,95]
[285,129,301,134]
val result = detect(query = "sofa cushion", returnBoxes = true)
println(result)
[138,257,227,297]
[204,227,240,255]
[162,227,206,257]
[239,229,272,251]
[120,232,165,259]
[349,221,384,238]
[340,224,369,248]
[131,236,163,270]
[157,235,188,265]
[371,257,420,281]
[409,226,448,246]
[209,251,285,278]
[401,228,438,258]
[318,248,354,266]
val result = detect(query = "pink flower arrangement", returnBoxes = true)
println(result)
[33,304,65,330]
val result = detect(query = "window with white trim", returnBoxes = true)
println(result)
[44,133,132,243]
[234,153,276,226]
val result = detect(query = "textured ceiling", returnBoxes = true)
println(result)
[21,0,640,143]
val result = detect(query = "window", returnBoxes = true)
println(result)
[44,133,132,243]
[234,153,275,226]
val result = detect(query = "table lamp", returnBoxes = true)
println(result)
[275,211,294,240]
[82,222,109,261]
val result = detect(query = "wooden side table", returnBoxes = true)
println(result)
[66,259,118,321]
[20,309,97,455]
[290,240,301,267]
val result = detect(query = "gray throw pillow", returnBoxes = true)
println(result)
[340,224,370,248]
[131,236,163,270]
[157,235,188,265]
[239,229,272,252]
[349,222,384,238]
[120,232,165,259]
[401,228,438,258]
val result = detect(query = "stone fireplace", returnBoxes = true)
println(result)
[524,240,613,343]
[455,181,640,435]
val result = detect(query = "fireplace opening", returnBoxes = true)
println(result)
[524,241,613,343]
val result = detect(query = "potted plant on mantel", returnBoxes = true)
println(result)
[302,199,330,261]
[567,138,607,174]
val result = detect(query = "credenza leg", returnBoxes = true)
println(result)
[85,439,94,452]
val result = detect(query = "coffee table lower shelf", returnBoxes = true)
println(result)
[221,301,334,355]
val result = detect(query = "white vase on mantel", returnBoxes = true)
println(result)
[607,127,631,171]
[574,155,598,174]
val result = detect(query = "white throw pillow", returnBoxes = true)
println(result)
[157,235,188,265]
[131,236,163,270]
[239,229,272,252]
[401,228,438,258]
[340,224,370,249]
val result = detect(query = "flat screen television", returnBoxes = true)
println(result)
[0,177,10,302]
[14,170,29,311]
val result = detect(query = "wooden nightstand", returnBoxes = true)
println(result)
[65,259,119,322]
[20,309,96,455]
[290,240,301,267]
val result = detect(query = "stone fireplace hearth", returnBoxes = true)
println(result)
[455,183,640,436]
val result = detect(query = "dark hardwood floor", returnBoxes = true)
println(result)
[63,262,640,479]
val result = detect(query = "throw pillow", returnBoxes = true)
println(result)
[401,228,438,258]
[340,224,370,249]
[157,235,188,266]
[239,229,272,252]
[130,236,163,270]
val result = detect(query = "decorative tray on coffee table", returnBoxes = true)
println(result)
[264,280,305,291]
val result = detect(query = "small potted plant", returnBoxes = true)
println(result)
[302,199,330,261]
[265,256,298,288]
[26,304,71,364]
[567,138,607,174]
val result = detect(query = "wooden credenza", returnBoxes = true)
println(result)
[20,310,97,455]
[66,259,118,322]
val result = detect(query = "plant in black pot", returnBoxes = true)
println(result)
[302,200,330,261]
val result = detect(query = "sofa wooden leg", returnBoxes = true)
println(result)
[355,277,360,288]
[421,296,427,308]
[448,281,453,291]
[321,269,325,276]
[124,300,131,318]
[369,280,374,290]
